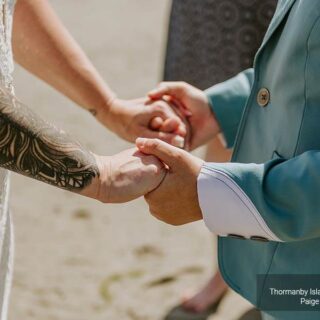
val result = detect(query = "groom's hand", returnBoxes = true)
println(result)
[97,97,188,148]
[136,138,204,225]
[148,82,220,150]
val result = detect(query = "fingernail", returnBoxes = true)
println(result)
[172,136,185,148]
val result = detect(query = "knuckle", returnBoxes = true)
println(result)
[174,149,185,161]
[146,164,161,179]
[178,81,187,89]
[146,138,161,150]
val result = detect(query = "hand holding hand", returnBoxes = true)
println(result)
[97,97,187,148]
[148,82,220,150]
[83,148,166,203]
[136,138,204,225]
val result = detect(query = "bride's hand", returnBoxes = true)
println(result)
[82,148,166,203]
[96,97,187,148]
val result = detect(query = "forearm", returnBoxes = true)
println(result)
[12,0,115,118]
[199,150,320,242]
[0,86,100,198]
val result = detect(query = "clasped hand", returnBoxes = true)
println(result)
[90,82,220,225]
[137,138,204,225]
[134,81,221,225]
[91,139,204,226]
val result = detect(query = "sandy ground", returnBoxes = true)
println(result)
[9,1,252,319]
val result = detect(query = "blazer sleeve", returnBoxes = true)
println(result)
[205,68,254,148]
[198,151,320,242]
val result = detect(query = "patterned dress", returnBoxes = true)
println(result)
[164,0,277,89]
[0,0,16,319]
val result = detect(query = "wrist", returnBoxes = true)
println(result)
[207,108,221,140]
[94,91,116,115]
[192,94,221,148]
[79,153,111,203]
[95,96,122,132]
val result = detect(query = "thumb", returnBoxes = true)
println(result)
[136,138,184,169]
[148,82,187,100]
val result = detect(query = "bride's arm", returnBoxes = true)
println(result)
[13,0,114,118]
[12,0,186,144]
[0,88,166,203]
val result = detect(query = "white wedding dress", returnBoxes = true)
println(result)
[0,0,16,319]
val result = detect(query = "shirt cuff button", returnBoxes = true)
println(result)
[228,234,246,240]
[250,236,269,242]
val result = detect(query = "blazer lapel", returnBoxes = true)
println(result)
[256,0,296,58]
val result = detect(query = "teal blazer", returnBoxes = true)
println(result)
[205,1,320,318]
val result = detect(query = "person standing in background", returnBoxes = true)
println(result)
[163,0,277,316]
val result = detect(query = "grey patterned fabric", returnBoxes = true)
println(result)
[164,0,277,89]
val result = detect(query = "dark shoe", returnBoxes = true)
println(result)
[238,308,262,320]
[163,300,221,320]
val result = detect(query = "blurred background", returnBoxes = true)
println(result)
[10,1,251,319]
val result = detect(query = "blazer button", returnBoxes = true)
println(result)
[250,236,269,242]
[257,88,270,107]
[228,234,245,240]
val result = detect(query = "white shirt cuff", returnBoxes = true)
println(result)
[197,165,282,242]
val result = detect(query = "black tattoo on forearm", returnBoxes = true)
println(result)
[0,87,99,191]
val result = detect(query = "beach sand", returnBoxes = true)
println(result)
[9,1,252,319]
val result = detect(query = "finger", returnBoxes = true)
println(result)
[147,99,188,135]
[161,118,187,137]
[160,118,181,133]
[149,117,164,130]
[150,116,187,140]
[140,128,185,148]
[158,100,190,145]
[161,106,188,137]
[177,125,187,138]
[146,131,185,148]
[136,138,185,168]
[166,96,193,117]
[147,101,173,121]
[148,82,187,100]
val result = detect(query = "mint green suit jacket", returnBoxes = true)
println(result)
[205,1,320,318]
